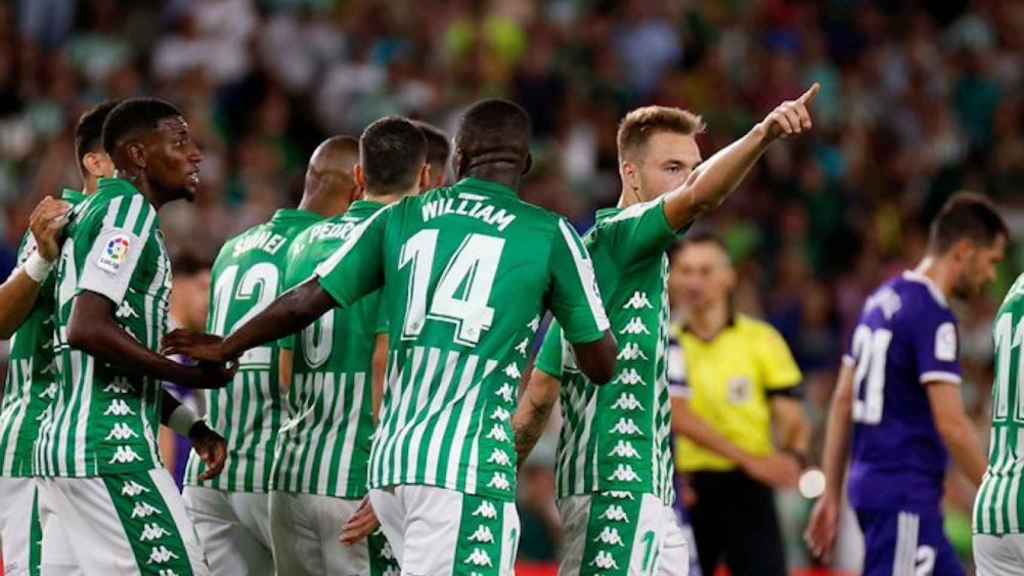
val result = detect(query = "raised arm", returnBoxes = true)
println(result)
[662,84,819,231]
[0,197,69,339]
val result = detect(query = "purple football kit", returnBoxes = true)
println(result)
[845,271,964,576]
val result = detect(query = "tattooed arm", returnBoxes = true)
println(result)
[513,368,561,469]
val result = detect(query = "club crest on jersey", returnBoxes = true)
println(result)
[97,234,132,274]
[727,377,753,404]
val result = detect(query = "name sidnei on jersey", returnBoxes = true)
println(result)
[231,229,289,259]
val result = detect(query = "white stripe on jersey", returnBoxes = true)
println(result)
[416,351,460,485]
[557,219,609,332]
[423,354,478,486]
[250,371,273,489]
[1,360,29,475]
[302,372,333,491]
[388,347,426,478]
[334,372,366,495]
[403,348,441,484]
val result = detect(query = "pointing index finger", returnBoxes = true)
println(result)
[798,83,821,105]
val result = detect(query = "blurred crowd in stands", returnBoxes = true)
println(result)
[3,0,1023,572]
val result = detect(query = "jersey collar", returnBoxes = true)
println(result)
[60,188,87,204]
[902,270,950,309]
[456,177,519,200]
[271,209,322,225]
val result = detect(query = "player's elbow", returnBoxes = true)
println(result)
[66,318,99,352]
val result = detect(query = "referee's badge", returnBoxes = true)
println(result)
[728,376,753,404]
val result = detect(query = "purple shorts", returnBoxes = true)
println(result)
[855,508,964,576]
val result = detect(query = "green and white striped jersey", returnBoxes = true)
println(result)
[185,209,320,492]
[36,179,171,477]
[0,189,85,477]
[975,272,1024,535]
[315,178,610,502]
[536,198,682,505]
[271,200,385,499]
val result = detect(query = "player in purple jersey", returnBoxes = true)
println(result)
[807,193,1008,576]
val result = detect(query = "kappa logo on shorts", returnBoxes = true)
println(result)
[110,446,144,465]
[122,481,150,497]
[608,464,641,483]
[158,571,181,576]
[615,369,646,386]
[464,548,493,568]
[611,393,644,412]
[103,377,133,395]
[487,473,511,491]
[472,501,498,519]
[97,234,132,274]
[591,550,620,570]
[468,525,495,544]
[104,399,136,417]
[131,502,162,519]
[610,418,642,436]
[140,523,171,542]
[487,449,512,467]
[594,526,625,547]
[600,491,635,500]
[617,342,648,361]
[486,424,510,443]
[624,291,653,310]
[106,423,139,441]
[620,317,650,336]
[608,440,641,459]
[490,407,511,422]
[379,540,394,560]
[601,505,630,522]
[147,545,179,565]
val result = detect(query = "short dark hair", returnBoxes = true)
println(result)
[454,99,531,173]
[102,98,183,154]
[671,229,730,262]
[928,192,1008,254]
[75,100,119,170]
[412,120,451,173]
[360,116,427,195]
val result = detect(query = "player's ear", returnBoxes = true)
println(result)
[418,163,431,191]
[354,164,366,190]
[621,161,640,193]
[125,140,147,170]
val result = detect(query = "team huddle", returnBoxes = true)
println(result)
[0,77,1018,576]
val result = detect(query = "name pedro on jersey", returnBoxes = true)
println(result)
[421,196,516,231]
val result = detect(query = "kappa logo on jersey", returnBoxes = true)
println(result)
[608,440,641,459]
[140,523,171,542]
[611,417,642,436]
[594,526,625,546]
[515,338,530,356]
[158,570,181,576]
[486,424,510,443]
[122,480,151,497]
[131,501,162,519]
[38,382,58,400]
[97,234,132,274]
[464,548,493,568]
[468,525,495,544]
[503,363,521,380]
[601,490,635,500]
[608,464,641,482]
[528,315,541,332]
[617,342,648,361]
[611,393,644,411]
[496,383,515,403]
[488,472,511,491]
[601,505,630,522]
[106,422,139,441]
[624,291,653,310]
[615,368,646,386]
[116,300,138,319]
[473,501,498,519]
[620,317,650,335]
[147,545,179,565]
[488,449,512,467]
[104,399,136,416]
[110,446,144,465]
[103,377,133,395]
[490,407,511,422]
[591,551,620,570]
[380,540,395,560]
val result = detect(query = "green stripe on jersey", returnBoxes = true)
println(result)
[36,180,169,477]
[975,273,1024,535]
[185,209,321,492]
[0,190,85,477]
[271,201,383,498]
[315,178,610,501]
[535,198,681,505]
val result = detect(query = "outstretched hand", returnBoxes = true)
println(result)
[758,83,820,142]
[162,329,231,364]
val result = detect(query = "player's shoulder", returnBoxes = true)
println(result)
[892,271,954,317]
[999,273,1024,314]
[734,314,787,342]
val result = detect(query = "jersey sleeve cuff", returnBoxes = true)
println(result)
[842,354,855,367]
[920,371,962,385]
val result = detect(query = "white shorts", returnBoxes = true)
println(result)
[369,485,520,576]
[36,469,208,576]
[559,492,689,576]
[269,491,398,576]
[183,486,272,576]
[974,533,1024,576]
[0,477,40,576]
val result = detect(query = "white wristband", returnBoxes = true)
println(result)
[23,251,55,284]
[168,404,200,437]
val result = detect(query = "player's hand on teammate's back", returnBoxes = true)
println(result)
[340,497,380,546]
[804,494,839,561]
[189,421,228,481]
[741,452,801,489]
[757,83,820,142]
[29,196,71,262]
[163,329,230,363]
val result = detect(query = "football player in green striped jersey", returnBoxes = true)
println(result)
[182,135,362,576]
[514,84,819,576]
[165,100,619,576]
[269,120,426,576]
[35,98,232,575]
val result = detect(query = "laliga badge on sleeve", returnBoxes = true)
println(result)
[97,233,132,274]
[934,321,957,362]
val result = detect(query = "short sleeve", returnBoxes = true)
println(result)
[534,321,566,380]
[667,328,691,399]
[78,195,156,306]
[910,310,962,385]
[756,323,802,391]
[602,198,679,264]
[547,219,610,344]
[315,207,389,308]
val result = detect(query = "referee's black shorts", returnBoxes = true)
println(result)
[689,469,787,576]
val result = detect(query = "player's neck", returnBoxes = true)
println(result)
[688,301,731,340]
[617,186,648,209]
[114,169,167,209]
[915,256,956,301]
[365,187,415,206]
[462,167,520,192]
